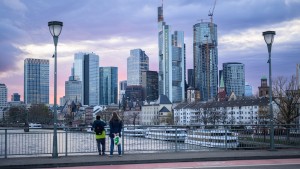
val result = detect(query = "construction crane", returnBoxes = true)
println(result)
[205,0,217,100]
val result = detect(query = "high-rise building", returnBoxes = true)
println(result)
[74,52,99,106]
[65,66,82,104]
[125,85,144,102]
[99,67,118,105]
[0,83,7,120]
[187,69,194,88]
[223,62,245,97]
[11,93,20,101]
[0,83,7,107]
[24,58,49,104]
[158,3,186,103]
[127,49,149,86]
[297,64,300,89]
[141,71,159,102]
[119,80,127,102]
[245,82,253,97]
[193,22,218,101]
[171,31,186,102]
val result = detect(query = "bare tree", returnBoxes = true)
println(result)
[273,75,300,140]
[273,76,300,125]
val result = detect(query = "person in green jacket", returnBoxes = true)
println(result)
[92,115,107,155]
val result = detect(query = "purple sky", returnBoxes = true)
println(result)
[0,0,300,103]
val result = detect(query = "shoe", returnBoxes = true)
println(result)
[102,153,106,156]
[99,153,101,155]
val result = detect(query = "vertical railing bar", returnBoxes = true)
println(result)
[65,130,68,156]
[5,129,7,158]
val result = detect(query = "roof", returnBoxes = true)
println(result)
[159,106,170,113]
[156,94,172,104]
[174,97,270,110]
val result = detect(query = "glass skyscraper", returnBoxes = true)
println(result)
[74,52,99,106]
[24,58,49,104]
[65,66,82,103]
[158,4,185,103]
[193,22,218,101]
[127,49,149,86]
[223,62,245,97]
[99,67,118,105]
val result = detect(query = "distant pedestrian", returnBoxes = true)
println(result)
[109,112,123,157]
[92,115,107,156]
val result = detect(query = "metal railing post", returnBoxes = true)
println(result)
[225,129,228,150]
[175,126,178,152]
[5,129,7,158]
[122,128,124,155]
[65,129,68,156]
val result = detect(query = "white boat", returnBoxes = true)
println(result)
[185,129,239,148]
[145,127,187,141]
[124,127,147,137]
[29,123,42,129]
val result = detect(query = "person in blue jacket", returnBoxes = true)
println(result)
[92,115,107,155]
[109,112,123,156]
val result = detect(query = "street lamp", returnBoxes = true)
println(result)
[48,21,63,158]
[262,30,276,150]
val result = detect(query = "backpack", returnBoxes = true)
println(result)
[94,123,104,135]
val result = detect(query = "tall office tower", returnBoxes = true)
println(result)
[258,76,269,97]
[74,52,99,106]
[0,83,7,107]
[141,71,159,102]
[24,58,49,104]
[245,82,253,97]
[65,66,82,104]
[127,49,149,86]
[187,69,194,88]
[223,62,245,97]
[171,31,186,102]
[158,4,186,102]
[297,64,300,89]
[11,93,20,101]
[99,67,118,105]
[119,80,127,102]
[193,21,218,101]
[0,84,7,120]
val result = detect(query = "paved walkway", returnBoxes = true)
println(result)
[1,149,300,169]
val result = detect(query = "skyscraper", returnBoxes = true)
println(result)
[245,82,253,97]
[11,93,20,101]
[127,49,149,86]
[99,67,118,105]
[158,3,185,103]
[141,71,159,102]
[0,83,7,120]
[65,66,82,104]
[74,52,99,106]
[119,80,127,102]
[187,69,194,88]
[193,22,218,101]
[223,62,245,97]
[24,58,49,104]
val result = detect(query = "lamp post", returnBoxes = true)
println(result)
[48,21,63,158]
[262,30,276,150]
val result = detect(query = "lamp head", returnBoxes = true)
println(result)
[262,31,276,45]
[48,21,63,37]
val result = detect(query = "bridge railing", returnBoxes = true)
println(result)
[0,124,299,158]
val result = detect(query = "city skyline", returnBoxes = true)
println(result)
[0,0,300,103]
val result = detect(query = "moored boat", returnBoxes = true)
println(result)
[145,127,187,141]
[185,129,239,148]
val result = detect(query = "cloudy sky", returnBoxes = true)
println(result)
[1,0,300,103]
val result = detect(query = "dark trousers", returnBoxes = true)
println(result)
[96,138,105,154]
